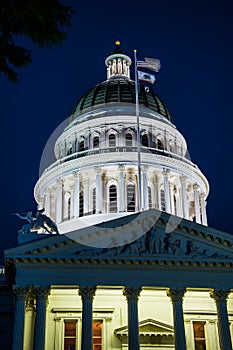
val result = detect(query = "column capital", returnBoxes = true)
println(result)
[210,289,230,303]
[79,286,96,302]
[200,192,205,199]
[94,166,101,174]
[193,183,199,190]
[12,285,29,301]
[167,288,186,303]
[56,178,63,186]
[123,287,142,302]
[118,163,126,171]
[34,286,50,301]
[180,175,187,183]
[73,170,80,178]
[143,165,149,172]
[162,168,170,176]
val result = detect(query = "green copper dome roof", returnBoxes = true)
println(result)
[71,78,172,121]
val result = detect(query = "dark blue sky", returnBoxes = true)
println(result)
[1,0,233,262]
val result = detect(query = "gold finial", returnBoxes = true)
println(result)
[115,40,121,46]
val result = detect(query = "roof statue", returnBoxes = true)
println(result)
[15,208,59,234]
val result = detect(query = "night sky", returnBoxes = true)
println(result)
[1,0,233,263]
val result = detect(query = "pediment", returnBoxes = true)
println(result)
[5,210,233,266]
[115,318,174,336]
[115,318,174,346]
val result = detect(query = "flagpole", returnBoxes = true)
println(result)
[134,49,143,212]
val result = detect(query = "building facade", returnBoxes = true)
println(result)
[2,42,233,350]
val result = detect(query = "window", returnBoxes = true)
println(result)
[157,139,163,150]
[160,189,165,211]
[93,136,99,148]
[92,188,96,214]
[109,185,117,213]
[79,140,85,152]
[93,320,103,350]
[193,322,206,350]
[174,194,177,216]
[79,191,84,217]
[125,133,133,147]
[67,144,73,156]
[142,134,149,147]
[127,184,135,212]
[148,187,152,209]
[64,321,77,350]
[68,197,71,219]
[109,133,116,147]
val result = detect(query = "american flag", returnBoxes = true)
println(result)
[137,57,161,72]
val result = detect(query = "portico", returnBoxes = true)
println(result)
[6,209,233,350]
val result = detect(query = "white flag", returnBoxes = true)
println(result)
[138,70,156,84]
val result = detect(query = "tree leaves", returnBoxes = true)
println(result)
[0,0,74,82]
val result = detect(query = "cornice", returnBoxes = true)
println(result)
[34,151,209,198]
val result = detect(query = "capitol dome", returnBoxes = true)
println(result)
[34,42,209,233]
[70,78,172,122]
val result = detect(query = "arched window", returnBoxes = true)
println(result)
[92,188,96,214]
[160,189,165,211]
[109,185,117,213]
[142,134,149,147]
[127,184,135,212]
[79,140,85,152]
[109,133,116,147]
[126,133,133,147]
[148,187,152,209]
[67,144,72,156]
[67,197,71,219]
[79,191,84,217]
[174,194,177,216]
[157,139,164,150]
[93,136,99,148]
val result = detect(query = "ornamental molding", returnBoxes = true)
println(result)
[34,151,208,198]
[5,210,233,270]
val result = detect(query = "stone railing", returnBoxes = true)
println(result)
[44,146,196,173]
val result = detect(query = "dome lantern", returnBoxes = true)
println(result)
[105,40,132,79]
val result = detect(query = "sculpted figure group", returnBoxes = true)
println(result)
[15,208,59,234]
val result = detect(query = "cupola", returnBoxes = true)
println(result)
[105,40,132,79]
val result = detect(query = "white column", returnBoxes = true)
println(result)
[11,286,28,350]
[180,176,189,219]
[143,166,149,210]
[119,164,125,212]
[56,179,63,224]
[73,171,80,218]
[44,189,50,217]
[69,185,74,219]
[154,174,159,209]
[95,167,102,213]
[170,183,175,215]
[37,196,44,210]
[210,289,233,350]
[83,182,89,215]
[193,184,201,224]
[33,286,50,350]
[79,287,96,350]
[200,193,208,226]
[123,287,142,350]
[167,288,187,350]
[163,169,171,213]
